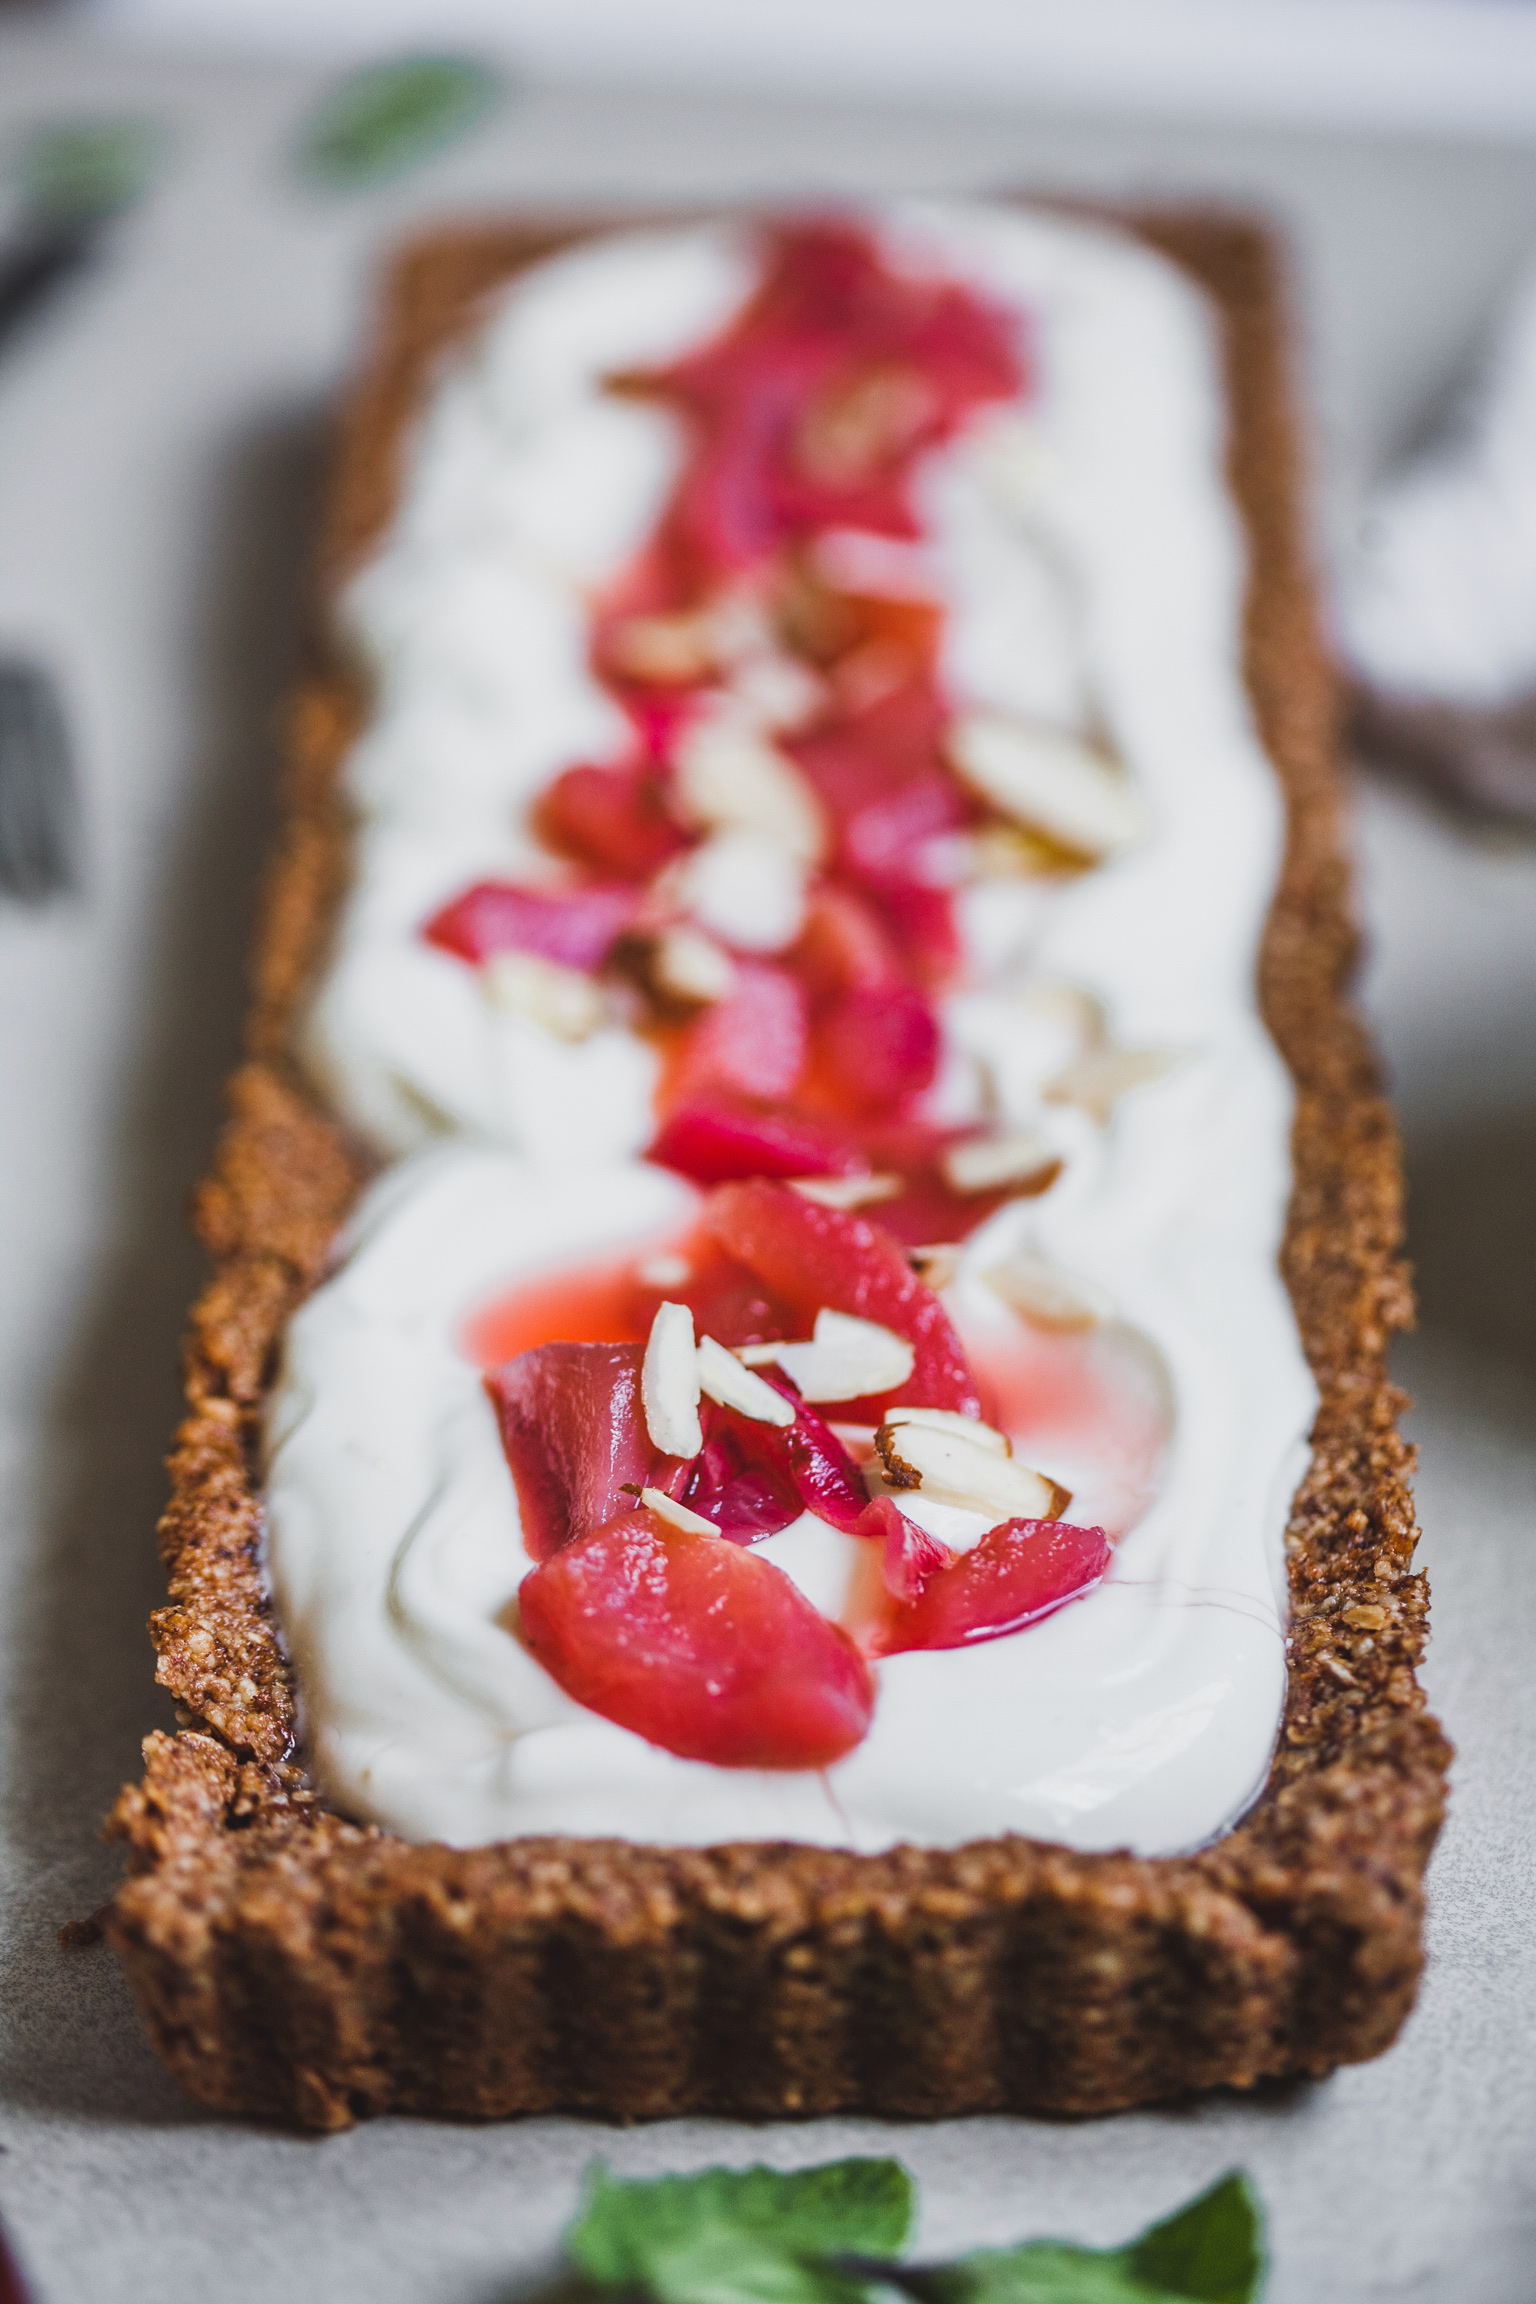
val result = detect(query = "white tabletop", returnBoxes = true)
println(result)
[0,36,1533,2304]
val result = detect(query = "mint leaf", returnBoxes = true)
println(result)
[299,58,500,189]
[20,120,164,221]
[1126,2173,1263,2304]
[569,2160,913,2304]
[923,2242,1164,2304]
[914,2173,1262,2304]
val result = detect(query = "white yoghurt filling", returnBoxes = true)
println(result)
[269,203,1318,1857]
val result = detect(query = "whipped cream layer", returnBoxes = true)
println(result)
[271,202,1318,1857]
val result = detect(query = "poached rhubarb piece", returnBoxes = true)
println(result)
[535,760,685,880]
[487,1343,656,1561]
[874,1513,1110,1655]
[646,1098,864,1186]
[425,881,639,971]
[518,1505,875,1768]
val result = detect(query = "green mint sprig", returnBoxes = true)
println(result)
[564,2161,1264,2304]
[570,2159,913,2304]
[297,57,502,190]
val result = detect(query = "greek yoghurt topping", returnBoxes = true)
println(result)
[268,201,1317,1855]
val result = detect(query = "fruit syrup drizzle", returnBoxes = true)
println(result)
[423,219,1158,1770]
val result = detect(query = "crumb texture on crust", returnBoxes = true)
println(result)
[104,211,1451,2129]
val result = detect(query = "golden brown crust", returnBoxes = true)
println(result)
[102,208,1451,2129]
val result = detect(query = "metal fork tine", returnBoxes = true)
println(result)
[0,658,80,903]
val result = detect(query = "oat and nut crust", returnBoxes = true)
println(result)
[102,211,1451,2131]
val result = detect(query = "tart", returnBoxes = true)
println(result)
[104,202,1449,2130]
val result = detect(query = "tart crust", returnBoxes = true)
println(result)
[103,209,1451,2130]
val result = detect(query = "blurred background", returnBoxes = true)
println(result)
[0,4,1533,2302]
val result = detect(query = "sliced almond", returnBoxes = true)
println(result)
[677,828,807,954]
[947,710,1150,862]
[907,1242,961,1292]
[651,924,738,1009]
[674,713,828,864]
[641,1301,703,1458]
[789,1172,902,1211]
[883,1405,1011,1456]
[697,1334,796,1427]
[482,951,609,1042]
[981,1251,1112,1332]
[941,1131,1062,1197]
[639,1486,718,1537]
[728,651,825,732]
[873,1418,1068,1521]
[760,1309,916,1403]
[608,610,720,686]
[1043,1045,1182,1125]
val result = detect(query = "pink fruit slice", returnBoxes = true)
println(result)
[706,1178,981,1418]
[677,1410,803,1541]
[814,981,939,1115]
[424,880,638,971]
[536,760,685,880]
[669,962,808,1108]
[854,1494,953,1604]
[486,1343,652,1561]
[874,1516,1109,1654]
[647,1099,864,1186]
[518,1505,876,1767]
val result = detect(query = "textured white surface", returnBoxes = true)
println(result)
[1,36,1535,2304]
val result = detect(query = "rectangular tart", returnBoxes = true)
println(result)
[103,205,1450,2130]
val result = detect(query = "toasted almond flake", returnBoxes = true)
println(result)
[772,1308,915,1403]
[907,1242,961,1291]
[678,827,807,954]
[941,1131,1062,1197]
[728,652,825,731]
[1342,1603,1388,1631]
[947,710,1150,861]
[482,951,609,1042]
[696,1334,797,1425]
[609,610,720,685]
[651,924,738,1008]
[641,1301,703,1458]
[640,1486,718,1537]
[1043,1045,1183,1124]
[964,821,1089,881]
[873,1418,1067,1521]
[789,1172,902,1210]
[883,1405,1011,1457]
[674,712,828,864]
[981,1251,1113,1332]
[637,1253,691,1290]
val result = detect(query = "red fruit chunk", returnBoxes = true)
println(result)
[815,982,939,1115]
[424,880,638,972]
[487,1343,652,1561]
[875,1516,1109,1655]
[706,1178,981,1417]
[518,1506,876,1768]
[865,876,962,988]
[841,772,964,882]
[792,884,901,998]
[648,1099,864,1186]
[854,1494,953,1604]
[535,761,685,880]
[670,962,808,1108]
[744,1372,871,1534]
[678,1409,803,1542]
